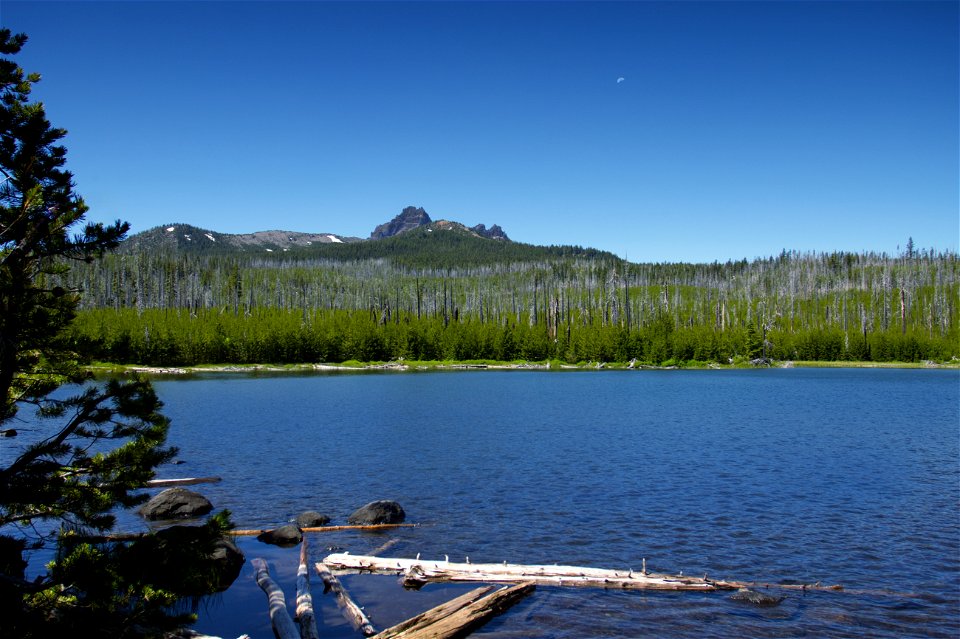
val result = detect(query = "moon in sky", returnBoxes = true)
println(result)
[616,77,625,83]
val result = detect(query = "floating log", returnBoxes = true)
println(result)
[723,579,845,592]
[323,554,728,591]
[231,523,418,537]
[296,540,321,639]
[374,586,497,639]
[324,553,845,594]
[366,537,400,557]
[146,476,222,488]
[375,582,535,639]
[165,631,251,639]
[315,562,378,636]
[251,558,299,639]
[85,523,418,543]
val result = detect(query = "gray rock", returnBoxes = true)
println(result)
[134,525,244,595]
[730,588,785,606]
[296,511,331,528]
[347,500,406,525]
[257,524,303,547]
[138,488,213,520]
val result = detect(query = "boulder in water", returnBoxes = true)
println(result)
[296,511,331,528]
[256,524,303,547]
[347,500,406,525]
[138,488,213,520]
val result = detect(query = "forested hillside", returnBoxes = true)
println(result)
[59,227,959,366]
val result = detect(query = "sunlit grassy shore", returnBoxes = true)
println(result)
[85,357,959,376]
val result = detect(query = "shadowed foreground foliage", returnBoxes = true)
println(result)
[0,30,235,638]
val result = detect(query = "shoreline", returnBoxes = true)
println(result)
[86,358,960,376]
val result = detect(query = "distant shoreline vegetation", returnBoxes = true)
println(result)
[69,305,956,369]
[84,358,958,378]
[60,241,958,368]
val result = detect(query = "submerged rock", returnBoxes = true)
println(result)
[207,537,246,589]
[296,511,331,528]
[257,524,303,546]
[347,500,406,525]
[730,587,785,606]
[131,525,244,594]
[138,488,213,520]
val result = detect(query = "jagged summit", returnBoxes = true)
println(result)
[370,206,432,239]
[370,206,510,241]
[470,223,509,241]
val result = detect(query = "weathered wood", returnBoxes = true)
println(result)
[315,561,378,636]
[366,537,400,557]
[146,476,222,488]
[231,523,418,536]
[296,540,321,639]
[251,558,300,639]
[377,582,535,639]
[323,554,727,591]
[92,522,416,542]
[325,553,845,594]
[164,631,251,639]
[374,586,496,639]
[717,579,845,592]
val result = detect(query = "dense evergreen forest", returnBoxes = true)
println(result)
[59,226,959,366]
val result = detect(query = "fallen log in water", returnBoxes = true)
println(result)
[315,562,378,636]
[366,537,400,557]
[323,553,845,594]
[251,558,300,639]
[88,523,417,543]
[146,476,222,488]
[375,582,535,639]
[374,586,497,638]
[231,523,418,537]
[323,553,726,591]
[296,540,321,639]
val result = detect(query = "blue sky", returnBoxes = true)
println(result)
[3,1,957,262]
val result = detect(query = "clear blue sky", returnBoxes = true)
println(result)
[3,1,957,263]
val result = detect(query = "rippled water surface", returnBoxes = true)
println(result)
[102,369,960,637]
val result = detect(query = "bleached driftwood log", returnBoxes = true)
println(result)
[324,553,844,593]
[375,582,535,639]
[296,540,321,639]
[373,586,496,638]
[251,558,299,639]
[315,561,378,636]
[231,523,417,536]
[146,476,222,488]
[323,554,727,591]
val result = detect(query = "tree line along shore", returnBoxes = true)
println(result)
[62,246,958,368]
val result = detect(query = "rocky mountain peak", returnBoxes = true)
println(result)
[471,223,510,241]
[370,206,432,239]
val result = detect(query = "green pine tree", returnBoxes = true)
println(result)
[0,30,234,638]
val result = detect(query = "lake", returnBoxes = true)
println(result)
[26,368,960,637]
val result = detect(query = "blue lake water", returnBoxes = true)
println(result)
[14,368,960,637]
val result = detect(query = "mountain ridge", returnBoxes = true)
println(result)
[122,206,510,254]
